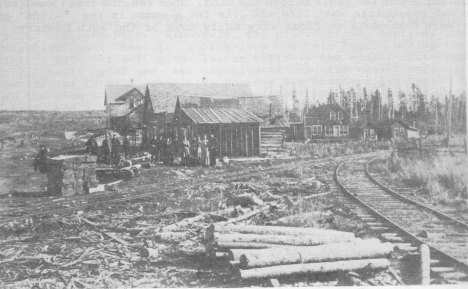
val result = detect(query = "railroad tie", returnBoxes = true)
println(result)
[439,272,467,280]
[431,267,456,274]
[369,226,389,231]
[382,235,404,242]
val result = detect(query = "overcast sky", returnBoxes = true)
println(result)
[0,0,465,111]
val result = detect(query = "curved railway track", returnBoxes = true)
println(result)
[0,152,380,226]
[335,156,468,284]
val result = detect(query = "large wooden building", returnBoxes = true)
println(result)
[304,103,351,140]
[172,98,263,157]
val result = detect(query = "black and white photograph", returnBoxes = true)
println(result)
[0,0,467,288]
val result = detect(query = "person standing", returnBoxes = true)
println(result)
[111,135,121,164]
[163,137,172,165]
[33,145,49,173]
[86,135,98,155]
[208,133,219,166]
[181,134,190,158]
[101,136,110,162]
[200,134,210,166]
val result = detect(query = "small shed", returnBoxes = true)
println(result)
[172,98,264,157]
[375,120,420,140]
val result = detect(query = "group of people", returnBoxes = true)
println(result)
[86,134,131,164]
[149,133,219,166]
[33,131,219,173]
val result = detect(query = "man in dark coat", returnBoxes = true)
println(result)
[86,135,98,155]
[208,133,219,166]
[33,145,49,173]
[111,135,121,164]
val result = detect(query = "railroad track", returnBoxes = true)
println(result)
[0,152,381,226]
[334,156,468,285]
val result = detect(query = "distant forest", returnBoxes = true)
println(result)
[309,84,466,133]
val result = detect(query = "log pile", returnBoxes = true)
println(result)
[203,224,395,280]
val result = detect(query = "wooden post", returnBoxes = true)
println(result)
[219,124,222,158]
[230,129,233,157]
[251,128,254,157]
[420,244,430,285]
[240,126,244,156]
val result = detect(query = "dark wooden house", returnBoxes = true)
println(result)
[375,119,420,140]
[304,103,351,140]
[350,120,377,140]
[172,98,263,157]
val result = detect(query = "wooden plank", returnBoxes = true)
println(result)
[251,128,254,156]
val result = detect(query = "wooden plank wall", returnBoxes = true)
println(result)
[180,124,260,157]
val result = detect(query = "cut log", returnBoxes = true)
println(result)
[217,241,275,251]
[239,241,394,269]
[213,224,354,239]
[162,207,236,232]
[214,232,355,246]
[239,258,391,280]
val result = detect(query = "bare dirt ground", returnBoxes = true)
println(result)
[0,111,402,288]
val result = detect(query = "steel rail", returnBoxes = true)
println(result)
[335,158,468,273]
[0,152,381,226]
[366,156,468,229]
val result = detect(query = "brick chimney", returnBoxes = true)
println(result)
[202,77,206,84]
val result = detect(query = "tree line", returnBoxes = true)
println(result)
[311,84,467,133]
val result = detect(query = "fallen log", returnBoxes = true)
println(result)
[239,241,394,269]
[239,258,391,280]
[228,239,382,261]
[214,232,355,246]
[213,224,354,239]
[162,207,237,232]
[215,205,272,226]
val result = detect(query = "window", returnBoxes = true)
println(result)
[343,125,349,135]
[364,129,368,139]
[370,129,374,137]
[337,111,343,120]
[129,99,135,109]
[394,128,399,138]
[330,111,336,120]
[312,125,322,135]
[324,126,332,136]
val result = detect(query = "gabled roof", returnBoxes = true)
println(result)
[146,83,253,113]
[181,107,263,124]
[353,119,376,128]
[105,84,146,105]
[376,119,409,128]
[306,103,349,120]
[238,95,284,118]
[115,88,145,102]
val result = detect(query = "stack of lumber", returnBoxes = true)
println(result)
[203,224,395,280]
